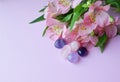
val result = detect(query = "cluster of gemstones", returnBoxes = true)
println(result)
[54,38,88,63]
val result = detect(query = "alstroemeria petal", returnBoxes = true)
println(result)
[89,1,102,11]
[72,0,82,8]
[96,11,110,27]
[105,25,117,38]
[90,36,98,45]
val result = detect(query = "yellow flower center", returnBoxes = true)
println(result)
[89,13,96,23]
[59,0,70,7]
[81,27,86,30]
[53,25,62,35]
[80,25,86,30]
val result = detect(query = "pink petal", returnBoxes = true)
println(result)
[48,2,57,13]
[89,1,102,11]
[46,18,59,26]
[78,23,97,36]
[57,5,71,14]
[72,0,82,8]
[62,26,68,38]
[105,25,117,38]
[90,36,98,45]
[94,27,105,36]
[96,11,110,27]
[56,0,71,14]
[84,14,93,26]
[102,5,110,11]
[115,17,120,25]
[64,27,79,43]
[94,1,102,7]
[60,7,70,14]
[46,28,59,41]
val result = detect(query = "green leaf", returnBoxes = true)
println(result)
[111,2,120,9]
[42,26,49,37]
[39,6,47,12]
[82,4,89,8]
[118,33,120,35]
[96,34,107,47]
[70,2,84,30]
[69,0,89,31]
[62,13,73,22]
[110,16,114,23]
[30,15,45,24]
[90,31,95,36]
[96,34,108,53]
[90,0,97,3]
[56,15,64,21]
[82,0,96,8]
[56,9,73,22]
[117,31,120,35]
[105,0,120,11]
[100,45,105,53]
[70,8,88,30]
[56,13,73,22]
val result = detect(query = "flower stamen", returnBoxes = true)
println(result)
[58,0,70,7]
[53,25,62,35]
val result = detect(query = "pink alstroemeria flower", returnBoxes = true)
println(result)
[44,0,72,19]
[105,17,120,38]
[63,18,97,43]
[94,17,120,38]
[45,18,67,41]
[44,2,61,19]
[84,1,110,27]
[46,24,66,41]
[105,25,117,38]
[75,19,97,36]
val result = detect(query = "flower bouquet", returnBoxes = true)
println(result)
[30,0,120,63]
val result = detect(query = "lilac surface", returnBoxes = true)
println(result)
[0,0,120,82]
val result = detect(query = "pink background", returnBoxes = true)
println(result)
[0,0,120,82]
